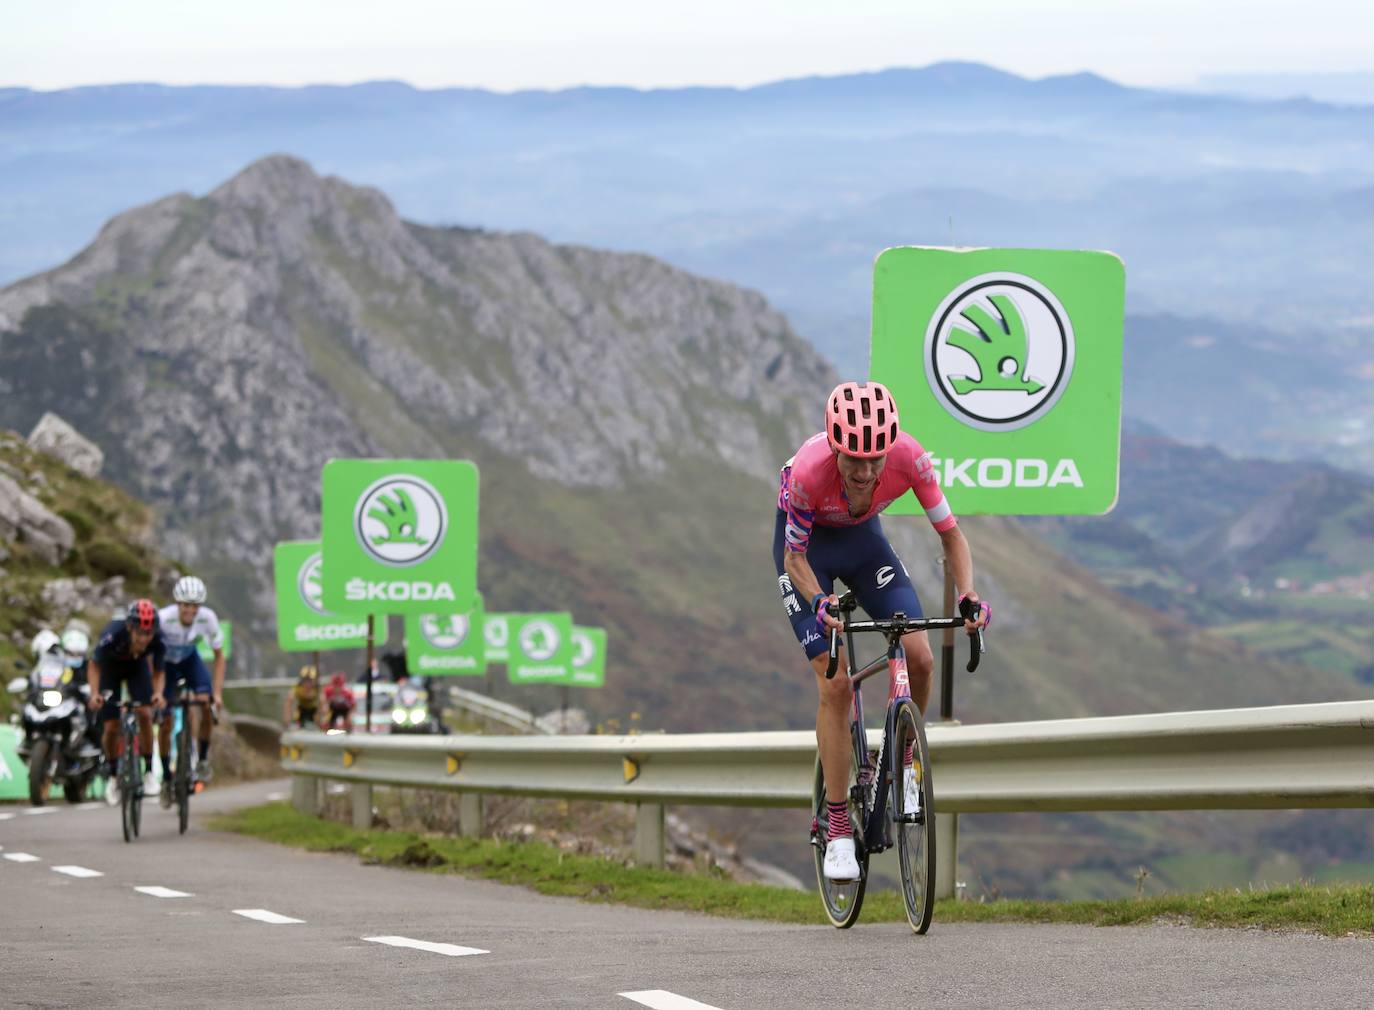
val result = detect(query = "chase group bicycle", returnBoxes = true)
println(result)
[810,591,985,932]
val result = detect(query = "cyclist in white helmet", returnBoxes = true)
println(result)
[156,575,225,805]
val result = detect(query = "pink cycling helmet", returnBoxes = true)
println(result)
[825,381,899,458]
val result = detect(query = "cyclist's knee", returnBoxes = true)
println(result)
[903,632,934,676]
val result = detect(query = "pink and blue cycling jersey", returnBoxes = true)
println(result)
[778,431,957,552]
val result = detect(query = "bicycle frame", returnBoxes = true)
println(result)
[823,594,983,857]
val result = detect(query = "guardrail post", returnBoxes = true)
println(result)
[459,793,484,837]
[936,812,958,900]
[351,782,373,830]
[291,775,320,815]
[634,802,665,868]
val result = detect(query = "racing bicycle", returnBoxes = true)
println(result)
[111,698,146,843]
[170,695,217,835]
[810,591,985,932]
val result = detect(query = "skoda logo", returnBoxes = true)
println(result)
[353,475,448,567]
[571,629,594,668]
[297,553,328,616]
[925,272,1075,432]
[519,620,560,661]
[421,614,470,650]
[484,618,508,648]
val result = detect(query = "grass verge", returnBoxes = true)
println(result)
[214,803,1374,935]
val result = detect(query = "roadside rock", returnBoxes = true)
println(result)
[0,473,75,564]
[27,412,104,477]
[41,575,127,624]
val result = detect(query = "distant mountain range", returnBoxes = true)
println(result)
[2,62,1371,474]
[1,156,1362,734]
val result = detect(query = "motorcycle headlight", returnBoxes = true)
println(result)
[42,690,64,708]
[391,708,407,724]
[409,709,427,725]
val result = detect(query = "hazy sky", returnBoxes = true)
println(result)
[7,0,1372,92]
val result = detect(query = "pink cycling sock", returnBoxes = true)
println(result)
[827,800,851,841]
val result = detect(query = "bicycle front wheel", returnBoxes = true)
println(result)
[892,699,936,933]
[176,710,192,834]
[811,747,868,928]
[120,743,138,844]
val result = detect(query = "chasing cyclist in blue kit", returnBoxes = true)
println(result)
[155,576,226,807]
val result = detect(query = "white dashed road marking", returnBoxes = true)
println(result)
[232,909,304,924]
[77,802,104,811]
[362,936,489,957]
[0,812,15,821]
[266,791,287,801]
[3,852,40,862]
[619,991,727,1010]
[23,807,58,816]
[52,865,103,878]
[136,886,193,898]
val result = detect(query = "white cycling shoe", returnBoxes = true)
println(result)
[104,777,121,807]
[904,768,922,816]
[823,836,860,881]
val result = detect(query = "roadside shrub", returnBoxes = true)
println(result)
[85,539,149,582]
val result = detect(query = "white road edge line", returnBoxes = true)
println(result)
[619,991,726,1010]
[232,909,304,924]
[265,791,287,801]
[362,936,489,957]
[3,852,41,862]
[136,886,192,898]
[52,865,104,878]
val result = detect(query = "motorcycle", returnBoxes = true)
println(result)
[7,653,103,805]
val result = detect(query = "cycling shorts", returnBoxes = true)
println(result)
[98,658,154,721]
[161,652,212,720]
[772,509,923,660]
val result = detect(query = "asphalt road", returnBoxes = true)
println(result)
[2,779,1371,1009]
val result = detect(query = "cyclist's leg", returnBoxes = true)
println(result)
[159,661,186,776]
[98,668,121,769]
[847,517,934,714]
[183,653,214,764]
[127,662,155,776]
[773,512,852,808]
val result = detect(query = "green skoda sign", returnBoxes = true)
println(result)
[404,594,487,677]
[483,613,515,663]
[320,459,479,613]
[507,612,574,684]
[871,247,1124,515]
[569,626,606,688]
[273,540,386,652]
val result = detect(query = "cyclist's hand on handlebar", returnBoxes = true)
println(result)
[813,592,843,631]
[87,692,104,712]
[151,693,166,712]
[958,592,991,632]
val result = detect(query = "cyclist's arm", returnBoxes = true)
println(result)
[86,658,103,709]
[211,648,226,705]
[148,638,166,706]
[937,524,976,598]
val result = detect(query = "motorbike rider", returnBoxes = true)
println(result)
[59,625,103,757]
[87,600,166,805]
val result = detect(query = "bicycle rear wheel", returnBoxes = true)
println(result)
[892,699,936,933]
[176,708,191,834]
[811,745,869,928]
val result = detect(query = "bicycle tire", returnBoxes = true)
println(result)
[892,699,936,933]
[811,748,869,928]
[120,718,138,843]
[176,704,192,834]
[27,737,52,807]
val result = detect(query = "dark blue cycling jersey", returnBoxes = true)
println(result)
[93,619,165,718]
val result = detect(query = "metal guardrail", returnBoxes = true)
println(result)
[283,699,1374,811]
[281,699,1374,877]
[222,678,551,735]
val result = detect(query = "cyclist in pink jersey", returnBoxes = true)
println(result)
[774,380,990,881]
